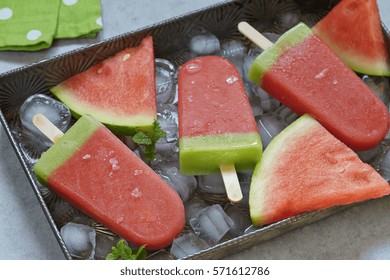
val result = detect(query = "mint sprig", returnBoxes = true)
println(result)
[105,240,147,260]
[133,120,166,160]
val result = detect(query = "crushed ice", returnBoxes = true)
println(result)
[82,154,91,160]
[226,76,239,84]
[131,187,142,198]
[314,68,328,79]
[109,158,120,171]
[133,169,143,176]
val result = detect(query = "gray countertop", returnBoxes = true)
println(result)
[1,0,390,260]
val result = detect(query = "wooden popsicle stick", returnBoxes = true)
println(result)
[32,113,64,144]
[220,164,243,203]
[238,21,274,50]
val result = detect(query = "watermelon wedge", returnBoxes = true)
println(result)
[249,114,390,227]
[312,0,390,76]
[50,36,157,135]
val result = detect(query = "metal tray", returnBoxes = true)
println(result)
[0,0,389,260]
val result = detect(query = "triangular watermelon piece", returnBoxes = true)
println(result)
[50,36,157,135]
[312,0,390,76]
[250,114,390,227]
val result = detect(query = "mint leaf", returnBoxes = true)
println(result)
[105,240,147,260]
[134,244,147,260]
[151,121,166,141]
[132,120,166,161]
[133,132,153,145]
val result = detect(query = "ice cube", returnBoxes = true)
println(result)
[225,204,252,237]
[184,195,208,224]
[60,222,96,260]
[274,105,299,125]
[160,166,197,202]
[190,204,234,245]
[220,39,246,59]
[256,114,286,149]
[154,141,179,161]
[159,118,178,143]
[14,127,47,165]
[155,58,176,104]
[197,173,228,204]
[219,40,247,74]
[248,92,264,117]
[157,103,178,125]
[197,173,226,195]
[170,233,209,259]
[151,142,180,172]
[189,32,221,55]
[252,86,281,113]
[19,94,71,146]
[157,105,178,143]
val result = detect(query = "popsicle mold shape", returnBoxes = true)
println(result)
[240,22,389,151]
[178,55,262,187]
[34,114,185,250]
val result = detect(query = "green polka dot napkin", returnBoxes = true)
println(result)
[0,0,103,51]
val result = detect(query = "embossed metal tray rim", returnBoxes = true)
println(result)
[0,0,388,260]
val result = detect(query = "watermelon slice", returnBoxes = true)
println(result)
[50,36,157,135]
[249,114,390,227]
[312,0,390,76]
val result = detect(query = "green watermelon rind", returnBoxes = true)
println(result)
[312,30,390,77]
[249,114,316,226]
[248,23,312,85]
[34,115,101,185]
[249,114,390,227]
[341,52,390,77]
[179,132,262,175]
[312,0,390,77]
[51,85,156,136]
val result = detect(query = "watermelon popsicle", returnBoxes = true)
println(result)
[178,55,263,202]
[33,114,185,250]
[238,22,389,151]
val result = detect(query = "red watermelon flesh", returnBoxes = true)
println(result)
[249,114,390,227]
[249,23,389,151]
[51,36,157,135]
[34,115,185,250]
[312,0,390,76]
